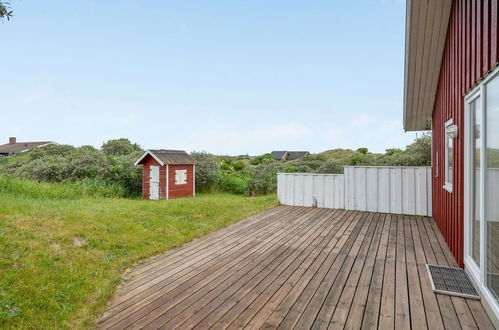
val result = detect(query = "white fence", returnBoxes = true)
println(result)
[277,166,432,217]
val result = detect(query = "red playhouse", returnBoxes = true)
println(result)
[134,149,196,200]
[404,0,498,320]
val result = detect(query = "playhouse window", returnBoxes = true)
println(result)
[444,119,454,192]
[175,169,187,185]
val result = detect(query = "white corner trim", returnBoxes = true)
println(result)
[166,165,169,200]
[134,150,165,166]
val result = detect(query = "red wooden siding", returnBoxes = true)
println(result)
[168,165,195,199]
[432,0,499,266]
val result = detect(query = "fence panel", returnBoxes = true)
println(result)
[277,166,432,216]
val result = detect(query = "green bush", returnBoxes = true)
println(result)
[316,161,343,174]
[250,153,273,165]
[247,159,279,196]
[0,139,143,197]
[219,174,249,195]
[101,138,142,156]
[191,151,221,193]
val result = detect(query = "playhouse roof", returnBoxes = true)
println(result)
[134,149,196,166]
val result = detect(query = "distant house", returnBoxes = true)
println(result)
[270,151,288,161]
[271,151,309,161]
[0,137,55,156]
[286,151,310,161]
[134,149,196,200]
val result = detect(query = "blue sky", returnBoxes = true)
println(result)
[1,0,419,155]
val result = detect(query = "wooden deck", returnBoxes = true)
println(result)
[98,206,495,329]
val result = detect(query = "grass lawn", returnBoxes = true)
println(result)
[0,182,277,329]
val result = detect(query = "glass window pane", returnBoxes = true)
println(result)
[486,74,499,302]
[471,97,481,266]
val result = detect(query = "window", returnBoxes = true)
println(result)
[444,119,454,192]
[175,169,187,185]
[464,67,499,320]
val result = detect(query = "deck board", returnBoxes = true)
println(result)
[97,207,495,329]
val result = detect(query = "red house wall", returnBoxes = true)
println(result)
[168,165,195,199]
[432,0,498,266]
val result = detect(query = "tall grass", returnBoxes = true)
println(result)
[0,175,126,199]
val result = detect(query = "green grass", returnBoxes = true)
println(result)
[0,178,277,329]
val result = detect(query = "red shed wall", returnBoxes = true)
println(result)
[168,165,195,199]
[140,156,167,199]
[432,0,499,266]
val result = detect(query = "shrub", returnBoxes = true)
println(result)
[250,153,273,165]
[101,138,142,156]
[247,159,279,196]
[190,151,220,192]
[220,174,249,195]
[316,161,343,174]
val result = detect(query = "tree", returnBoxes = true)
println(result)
[101,138,142,156]
[0,1,13,21]
[190,151,220,192]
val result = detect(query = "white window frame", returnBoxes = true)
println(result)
[175,169,187,185]
[464,66,499,322]
[443,119,454,192]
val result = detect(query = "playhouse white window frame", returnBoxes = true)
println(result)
[175,169,187,185]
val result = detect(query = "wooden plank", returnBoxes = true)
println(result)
[361,214,391,329]
[118,209,331,330]
[409,216,444,329]
[109,207,306,305]
[277,212,370,329]
[404,215,427,329]
[121,206,300,289]
[378,212,397,329]
[292,212,377,329]
[394,215,411,329]
[263,211,363,329]
[166,208,337,329]
[222,209,354,329]
[244,211,360,330]
[126,206,289,279]
[423,218,480,329]
[313,213,382,329]
[339,214,387,329]
[99,207,318,329]
[417,218,461,329]
[99,210,496,330]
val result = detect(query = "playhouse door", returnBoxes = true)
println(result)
[149,165,160,200]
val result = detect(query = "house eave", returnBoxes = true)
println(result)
[403,0,453,131]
